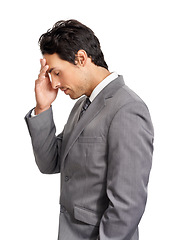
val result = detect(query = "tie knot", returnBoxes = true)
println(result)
[82,97,91,111]
[79,97,91,120]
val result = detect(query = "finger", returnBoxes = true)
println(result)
[40,58,46,71]
[40,58,45,71]
[39,65,49,78]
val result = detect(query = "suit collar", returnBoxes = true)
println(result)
[61,75,125,167]
[97,75,125,100]
[89,72,119,102]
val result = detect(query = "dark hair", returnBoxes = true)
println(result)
[39,19,108,70]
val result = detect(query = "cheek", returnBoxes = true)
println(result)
[61,71,74,83]
[62,68,85,89]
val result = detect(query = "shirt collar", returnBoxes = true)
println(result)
[89,72,118,102]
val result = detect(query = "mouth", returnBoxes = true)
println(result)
[60,87,70,94]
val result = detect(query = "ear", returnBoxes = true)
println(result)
[75,50,88,66]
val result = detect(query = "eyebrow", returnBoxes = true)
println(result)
[48,67,55,74]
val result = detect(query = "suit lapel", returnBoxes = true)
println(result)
[61,75,125,166]
[60,97,84,159]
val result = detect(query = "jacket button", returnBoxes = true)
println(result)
[60,205,67,213]
[65,176,70,182]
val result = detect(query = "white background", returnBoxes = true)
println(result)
[0,0,179,239]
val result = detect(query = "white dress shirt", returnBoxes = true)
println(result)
[31,72,118,117]
[89,72,118,102]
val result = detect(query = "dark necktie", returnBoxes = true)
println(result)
[79,97,91,119]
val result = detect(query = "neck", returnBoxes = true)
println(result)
[86,66,111,96]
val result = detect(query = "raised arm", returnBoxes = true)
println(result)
[25,58,62,174]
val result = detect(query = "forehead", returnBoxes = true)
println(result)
[44,53,74,72]
[44,53,62,65]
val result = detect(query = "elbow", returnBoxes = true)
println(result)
[38,165,60,174]
[35,156,60,174]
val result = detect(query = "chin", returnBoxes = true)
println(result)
[69,94,77,100]
[70,94,83,100]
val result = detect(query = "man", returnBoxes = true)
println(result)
[25,19,154,240]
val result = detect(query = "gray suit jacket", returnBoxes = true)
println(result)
[25,76,154,240]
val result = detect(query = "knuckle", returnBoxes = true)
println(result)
[38,73,45,79]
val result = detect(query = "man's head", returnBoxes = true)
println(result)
[39,19,108,70]
[38,20,110,99]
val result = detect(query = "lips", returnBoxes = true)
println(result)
[60,87,68,92]
[60,88,70,94]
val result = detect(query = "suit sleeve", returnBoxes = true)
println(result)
[98,101,154,240]
[25,107,63,174]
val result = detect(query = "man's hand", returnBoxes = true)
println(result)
[35,59,58,115]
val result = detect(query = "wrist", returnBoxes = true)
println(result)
[35,105,51,115]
